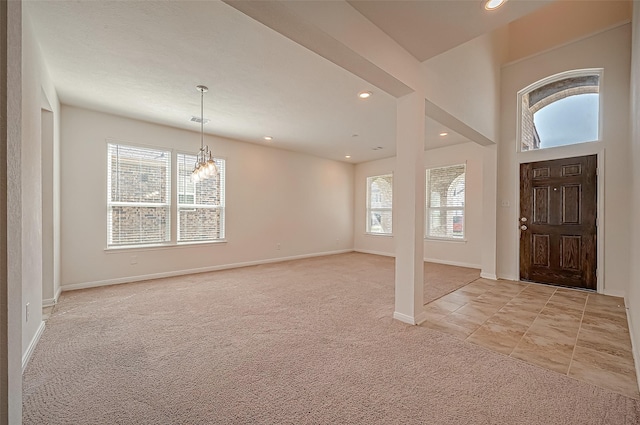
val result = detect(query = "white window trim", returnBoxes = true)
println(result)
[104,140,228,251]
[365,173,393,236]
[106,141,172,249]
[425,163,466,242]
[176,151,226,244]
[516,68,604,154]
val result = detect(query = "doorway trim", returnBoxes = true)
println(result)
[514,147,605,294]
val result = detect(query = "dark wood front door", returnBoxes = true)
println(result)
[519,155,597,290]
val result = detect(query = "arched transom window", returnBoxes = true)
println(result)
[519,69,602,151]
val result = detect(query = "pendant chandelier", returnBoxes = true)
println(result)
[191,85,217,183]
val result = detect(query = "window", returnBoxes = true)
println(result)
[107,143,171,247]
[519,70,602,151]
[177,154,226,242]
[366,174,393,234]
[426,164,465,240]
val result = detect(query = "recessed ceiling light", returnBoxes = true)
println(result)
[484,0,507,10]
[358,91,372,99]
[264,136,273,141]
[439,132,449,137]
[345,155,351,159]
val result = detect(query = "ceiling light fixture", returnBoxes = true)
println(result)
[439,132,449,137]
[358,91,372,99]
[484,0,507,10]
[191,85,217,183]
[345,155,351,159]
[264,136,273,141]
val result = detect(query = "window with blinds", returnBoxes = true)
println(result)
[426,164,465,240]
[177,154,225,242]
[366,174,393,234]
[107,143,171,247]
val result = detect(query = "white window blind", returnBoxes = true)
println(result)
[107,143,171,247]
[426,164,465,240]
[177,154,225,242]
[366,174,393,234]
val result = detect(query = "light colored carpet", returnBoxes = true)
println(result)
[23,252,639,424]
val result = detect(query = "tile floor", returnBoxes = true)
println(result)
[421,278,639,399]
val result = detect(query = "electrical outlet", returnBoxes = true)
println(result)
[276,243,281,250]
[26,302,30,323]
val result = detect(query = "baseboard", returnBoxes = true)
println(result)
[22,321,46,373]
[480,272,498,280]
[354,249,394,258]
[624,295,640,394]
[497,273,519,282]
[61,249,354,292]
[354,250,480,270]
[393,310,427,325]
[42,286,62,307]
[424,258,481,270]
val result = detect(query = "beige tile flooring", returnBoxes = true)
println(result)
[421,278,640,399]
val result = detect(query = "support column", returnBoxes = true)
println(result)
[481,145,498,280]
[393,92,426,325]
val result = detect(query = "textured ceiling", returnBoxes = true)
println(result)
[25,1,492,163]
[348,0,554,62]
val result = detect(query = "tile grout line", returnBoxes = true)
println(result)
[465,281,531,343]
[566,294,589,377]
[508,286,558,358]
[436,280,516,339]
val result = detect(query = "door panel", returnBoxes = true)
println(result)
[519,155,597,290]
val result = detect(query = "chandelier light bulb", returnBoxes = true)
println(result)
[207,159,217,174]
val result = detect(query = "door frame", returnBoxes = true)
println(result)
[514,147,605,293]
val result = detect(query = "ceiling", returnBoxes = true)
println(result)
[348,0,553,62]
[25,0,548,163]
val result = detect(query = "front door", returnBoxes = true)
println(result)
[519,155,597,290]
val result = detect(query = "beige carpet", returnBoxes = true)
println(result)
[23,253,639,424]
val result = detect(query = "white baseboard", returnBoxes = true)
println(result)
[480,272,498,280]
[22,321,45,373]
[424,258,481,270]
[624,296,640,394]
[61,249,354,292]
[497,273,519,282]
[42,286,62,307]
[393,310,427,325]
[354,250,481,271]
[354,249,394,258]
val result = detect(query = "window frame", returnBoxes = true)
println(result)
[425,163,466,242]
[365,173,393,236]
[106,141,172,249]
[516,68,604,153]
[105,140,228,251]
[176,151,226,244]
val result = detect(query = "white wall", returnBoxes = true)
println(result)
[60,106,354,288]
[354,142,486,269]
[626,1,640,378]
[4,0,25,420]
[21,12,60,359]
[421,28,508,143]
[498,24,632,296]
